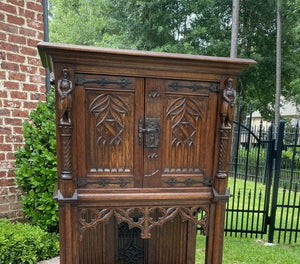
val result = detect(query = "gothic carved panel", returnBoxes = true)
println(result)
[89,94,130,145]
[86,89,135,176]
[79,206,209,240]
[166,97,204,146]
[163,96,208,174]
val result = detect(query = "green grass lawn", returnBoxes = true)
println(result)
[194,176,300,263]
[195,235,300,264]
[226,177,300,243]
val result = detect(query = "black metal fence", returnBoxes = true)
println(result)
[224,104,300,244]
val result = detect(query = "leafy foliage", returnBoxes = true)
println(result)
[49,0,300,120]
[0,219,59,264]
[14,89,58,233]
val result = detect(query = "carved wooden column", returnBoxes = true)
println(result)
[211,77,236,264]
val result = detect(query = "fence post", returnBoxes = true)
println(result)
[268,120,285,243]
[262,122,275,234]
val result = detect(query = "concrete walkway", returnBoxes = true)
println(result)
[37,257,60,264]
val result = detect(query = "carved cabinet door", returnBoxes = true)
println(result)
[142,78,218,188]
[76,75,218,189]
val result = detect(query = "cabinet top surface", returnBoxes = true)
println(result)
[38,42,256,72]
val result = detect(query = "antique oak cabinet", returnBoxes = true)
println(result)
[38,42,255,264]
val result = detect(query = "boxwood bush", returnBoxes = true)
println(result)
[14,88,58,233]
[0,219,59,264]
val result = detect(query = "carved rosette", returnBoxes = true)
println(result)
[79,206,209,240]
[216,77,236,179]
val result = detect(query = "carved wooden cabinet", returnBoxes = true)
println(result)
[38,42,255,264]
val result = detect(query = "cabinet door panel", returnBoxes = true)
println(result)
[143,79,218,188]
[77,74,143,188]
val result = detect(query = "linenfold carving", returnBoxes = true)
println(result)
[89,94,130,145]
[79,206,209,240]
[166,98,203,146]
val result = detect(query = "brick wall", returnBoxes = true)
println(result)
[0,0,45,220]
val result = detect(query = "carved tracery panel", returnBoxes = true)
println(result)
[163,96,207,174]
[89,94,130,145]
[79,206,209,241]
[85,85,136,179]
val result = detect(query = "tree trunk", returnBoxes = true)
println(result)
[231,0,240,166]
[230,0,239,58]
[275,0,281,131]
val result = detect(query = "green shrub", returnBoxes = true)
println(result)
[0,219,59,264]
[14,89,58,233]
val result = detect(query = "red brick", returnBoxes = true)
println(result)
[0,136,4,144]
[13,127,23,134]
[0,32,7,41]
[20,65,38,74]
[20,46,37,57]
[26,1,43,13]
[18,7,35,20]
[7,53,25,63]
[8,34,26,45]
[37,13,43,22]
[30,75,43,84]
[0,22,19,34]
[7,0,24,7]
[30,93,46,101]
[27,38,40,47]
[0,3,17,14]
[8,72,26,82]
[4,81,19,90]
[0,187,8,196]
[6,152,17,160]
[0,90,8,98]
[0,42,19,53]
[5,134,24,143]
[0,109,10,116]
[5,118,23,126]
[23,101,38,109]
[0,51,6,60]
[19,27,36,37]
[0,71,6,79]
[1,62,19,71]
[27,19,43,31]
[10,91,28,100]
[7,14,25,26]
[0,127,11,135]
[39,67,45,75]
[0,144,12,152]
[27,56,41,65]
[0,178,15,187]
[38,31,44,40]
[4,99,21,108]
[0,12,5,22]
[23,83,38,92]
[12,109,28,118]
